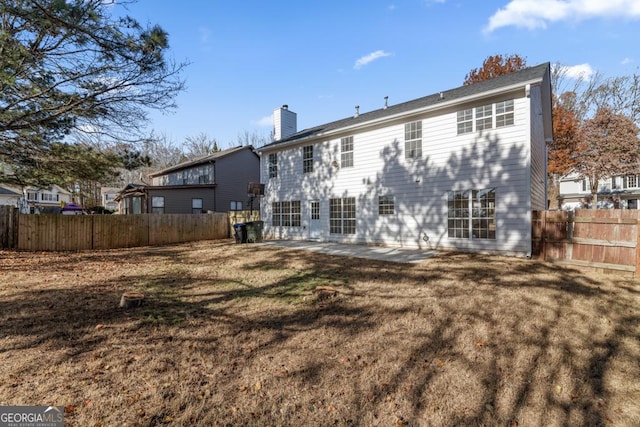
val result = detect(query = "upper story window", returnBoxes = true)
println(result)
[475,105,493,131]
[495,100,514,127]
[404,120,422,159]
[27,192,37,201]
[457,109,473,134]
[268,153,278,178]
[41,193,59,202]
[457,99,515,135]
[303,145,313,173]
[626,175,638,188]
[341,136,354,168]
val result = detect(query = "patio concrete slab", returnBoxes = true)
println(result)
[259,240,438,264]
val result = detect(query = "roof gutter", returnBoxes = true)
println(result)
[258,77,544,154]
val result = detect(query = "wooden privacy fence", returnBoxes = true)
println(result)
[228,210,261,235]
[532,209,640,276]
[0,206,18,249]
[16,212,230,251]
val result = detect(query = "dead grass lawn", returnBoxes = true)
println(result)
[0,240,639,426]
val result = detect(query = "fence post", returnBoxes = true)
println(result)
[636,220,640,277]
[540,210,546,261]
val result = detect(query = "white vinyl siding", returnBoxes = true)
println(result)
[261,91,538,255]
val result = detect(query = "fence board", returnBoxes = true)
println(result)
[0,206,18,249]
[13,212,229,251]
[532,209,640,276]
[93,215,149,249]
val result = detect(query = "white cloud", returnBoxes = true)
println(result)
[252,115,273,127]
[353,50,393,70]
[484,0,640,33]
[621,57,633,64]
[557,63,595,80]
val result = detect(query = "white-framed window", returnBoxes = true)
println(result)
[26,192,38,201]
[495,100,514,127]
[341,136,354,168]
[230,201,243,211]
[457,109,473,134]
[303,145,313,173]
[311,200,320,220]
[447,189,495,239]
[378,195,394,215]
[404,120,422,159]
[475,104,493,131]
[41,193,59,202]
[271,201,301,227]
[271,202,281,226]
[268,153,278,178]
[151,196,165,214]
[192,198,203,214]
[330,197,356,235]
[457,99,515,134]
[626,175,638,188]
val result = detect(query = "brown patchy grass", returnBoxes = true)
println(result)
[0,240,638,427]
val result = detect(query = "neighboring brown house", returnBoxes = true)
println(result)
[116,146,260,214]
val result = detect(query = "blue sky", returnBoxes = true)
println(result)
[119,0,640,147]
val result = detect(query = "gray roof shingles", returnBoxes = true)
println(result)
[263,62,550,148]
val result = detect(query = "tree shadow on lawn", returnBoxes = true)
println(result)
[0,244,638,425]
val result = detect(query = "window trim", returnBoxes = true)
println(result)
[230,200,243,211]
[404,120,422,159]
[303,145,313,174]
[151,196,165,214]
[271,200,301,227]
[378,195,395,215]
[268,153,278,178]
[330,197,356,235]
[447,189,495,240]
[192,198,203,214]
[495,100,514,128]
[341,136,354,168]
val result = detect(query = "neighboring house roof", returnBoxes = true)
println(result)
[148,145,257,178]
[0,185,21,196]
[262,62,551,150]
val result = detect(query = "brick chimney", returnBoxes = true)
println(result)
[272,105,297,141]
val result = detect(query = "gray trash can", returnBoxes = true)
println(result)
[245,220,264,243]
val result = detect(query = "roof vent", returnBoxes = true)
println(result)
[282,104,288,110]
[439,92,444,100]
[384,96,388,109]
[354,105,360,118]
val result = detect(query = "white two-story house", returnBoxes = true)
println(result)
[259,63,552,256]
[559,174,640,210]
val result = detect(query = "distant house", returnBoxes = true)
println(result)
[259,63,552,256]
[116,146,260,214]
[0,185,21,207]
[1,184,74,213]
[559,173,640,210]
[100,187,121,213]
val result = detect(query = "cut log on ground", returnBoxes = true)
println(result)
[119,292,145,308]
[314,286,338,300]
